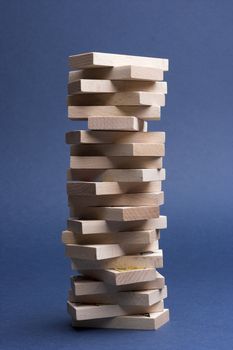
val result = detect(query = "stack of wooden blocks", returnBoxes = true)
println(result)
[63,52,169,330]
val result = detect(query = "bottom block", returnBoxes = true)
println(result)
[71,309,169,330]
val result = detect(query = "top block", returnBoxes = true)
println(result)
[69,52,169,71]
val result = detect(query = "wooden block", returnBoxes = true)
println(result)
[88,116,147,131]
[66,130,165,144]
[68,92,165,106]
[65,242,158,260]
[71,272,165,295]
[71,309,170,330]
[70,205,160,221]
[71,251,163,270]
[67,181,162,196]
[70,156,163,169]
[68,286,167,306]
[68,79,167,94]
[62,228,160,245]
[80,268,158,286]
[70,143,165,157]
[68,192,164,207]
[67,216,167,234]
[68,52,169,70]
[67,300,164,321]
[68,168,165,182]
[68,106,160,120]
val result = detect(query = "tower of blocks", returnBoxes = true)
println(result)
[63,52,169,330]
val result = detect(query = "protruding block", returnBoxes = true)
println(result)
[88,116,147,131]
[68,52,169,70]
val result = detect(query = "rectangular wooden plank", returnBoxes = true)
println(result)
[66,130,165,144]
[68,106,160,120]
[70,156,163,169]
[68,92,165,106]
[67,216,167,234]
[67,300,164,321]
[71,309,170,330]
[67,168,165,182]
[70,205,160,221]
[68,52,169,70]
[70,143,165,156]
[68,79,167,94]
[70,272,165,295]
[65,242,158,260]
[68,286,167,306]
[80,267,158,286]
[71,251,163,270]
[68,192,164,207]
[67,181,162,196]
[62,229,160,245]
[88,116,147,131]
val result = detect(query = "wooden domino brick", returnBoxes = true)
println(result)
[68,105,160,120]
[66,130,165,144]
[67,216,167,234]
[71,309,170,330]
[71,251,163,270]
[70,143,165,157]
[67,79,167,95]
[67,168,165,182]
[67,181,162,196]
[87,116,147,131]
[70,272,165,295]
[68,52,169,70]
[68,92,165,106]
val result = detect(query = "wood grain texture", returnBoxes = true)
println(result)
[67,168,165,182]
[67,216,167,234]
[71,251,163,270]
[68,79,167,94]
[70,156,163,169]
[67,181,162,196]
[68,52,169,70]
[70,205,160,221]
[88,116,147,131]
[68,105,160,120]
[70,143,165,157]
[65,242,158,260]
[71,309,169,330]
[81,267,158,286]
[66,130,165,144]
[68,286,167,306]
[67,300,164,321]
[68,92,165,106]
[70,272,165,295]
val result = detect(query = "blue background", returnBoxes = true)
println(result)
[0,0,233,349]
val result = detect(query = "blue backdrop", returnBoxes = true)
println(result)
[0,1,233,349]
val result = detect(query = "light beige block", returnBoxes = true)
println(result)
[67,181,162,196]
[71,309,170,330]
[67,216,167,234]
[65,242,158,260]
[68,52,169,70]
[67,168,165,182]
[70,272,165,295]
[70,156,163,170]
[68,192,164,207]
[81,267,158,286]
[68,286,167,306]
[71,250,163,270]
[88,116,147,131]
[68,79,167,94]
[68,105,160,120]
[66,130,165,144]
[68,92,165,106]
[62,229,160,245]
[70,143,165,157]
[70,205,160,221]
